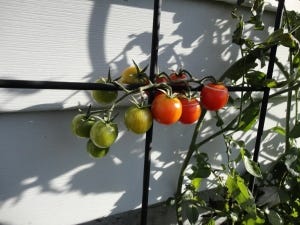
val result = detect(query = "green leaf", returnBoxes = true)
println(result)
[256,186,281,207]
[237,102,260,131]
[247,0,265,30]
[243,155,262,178]
[266,209,284,225]
[242,215,265,225]
[193,153,211,178]
[226,174,256,216]
[280,33,299,49]
[191,177,202,190]
[264,79,278,88]
[262,29,284,46]
[245,71,266,87]
[232,16,245,45]
[285,148,300,177]
[221,48,263,81]
[205,218,216,225]
[293,51,300,67]
[260,29,299,50]
[270,126,286,136]
[186,204,199,225]
[289,122,300,138]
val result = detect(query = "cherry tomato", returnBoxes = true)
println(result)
[154,74,169,83]
[200,83,229,111]
[91,78,118,104]
[71,114,96,138]
[169,71,188,81]
[179,97,201,124]
[124,106,153,134]
[90,120,118,148]
[120,66,148,85]
[86,139,109,158]
[169,71,189,93]
[151,93,182,125]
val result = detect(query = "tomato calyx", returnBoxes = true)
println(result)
[118,60,150,85]
[155,72,171,83]
[132,60,149,84]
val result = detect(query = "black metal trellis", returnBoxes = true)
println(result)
[0,0,286,225]
[249,0,286,192]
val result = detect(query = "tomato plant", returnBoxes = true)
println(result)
[200,83,229,111]
[90,120,118,148]
[86,139,109,158]
[178,97,201,124]
[91,78,118,104]
[124,105,153,134]
[71,114,96,138]
[151,93,182,125]
[68,1,300,225]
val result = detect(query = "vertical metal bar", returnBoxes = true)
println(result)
[140,0,161,225]
[249,0,285,192]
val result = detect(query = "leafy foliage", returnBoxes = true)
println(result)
[174,1,300,225]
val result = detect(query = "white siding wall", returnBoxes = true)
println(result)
[0,0,299,225]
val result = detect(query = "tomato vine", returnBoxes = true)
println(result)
[70,0,300,224]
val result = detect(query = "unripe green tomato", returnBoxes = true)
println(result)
[91,78,118,104]
[86,139,109,158]
[71,114,96,138]
[124,106,153,134]
[90,120,118,148]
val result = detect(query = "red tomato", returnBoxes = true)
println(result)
[179,97,201,124]
[151,93,182,125]
[154,75,169,83]
[200,83,229,111]
[169,72,188,81]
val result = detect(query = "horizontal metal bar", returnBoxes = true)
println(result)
[0,79,266,92]
[0,79,120,90]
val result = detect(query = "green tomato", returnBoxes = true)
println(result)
[124,106,153,134]
[91,78,118,104]
[90,120,118,148]
[86,139,109,158]
[71,114,96,138]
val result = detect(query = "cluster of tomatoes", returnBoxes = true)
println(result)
[71,63,229,158]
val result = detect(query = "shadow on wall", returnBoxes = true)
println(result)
[0,0,282,223]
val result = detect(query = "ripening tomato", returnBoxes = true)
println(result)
[120,66,148,85]
[86,139,109,159]
[71,114,96,138]
[169,71,188,81]
[200,83,229,111]
[179,97,201,124]
[154,73,169,83]
[124,106,153,134]
[151,93,182,125]
[91,78,118,104]
[90,120,118,148]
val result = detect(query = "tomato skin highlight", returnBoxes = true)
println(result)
[151,93,182,125]
[179,98,201,124]
[124,106,153,134]
[90,120,118,148]
[200,83,229,111]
